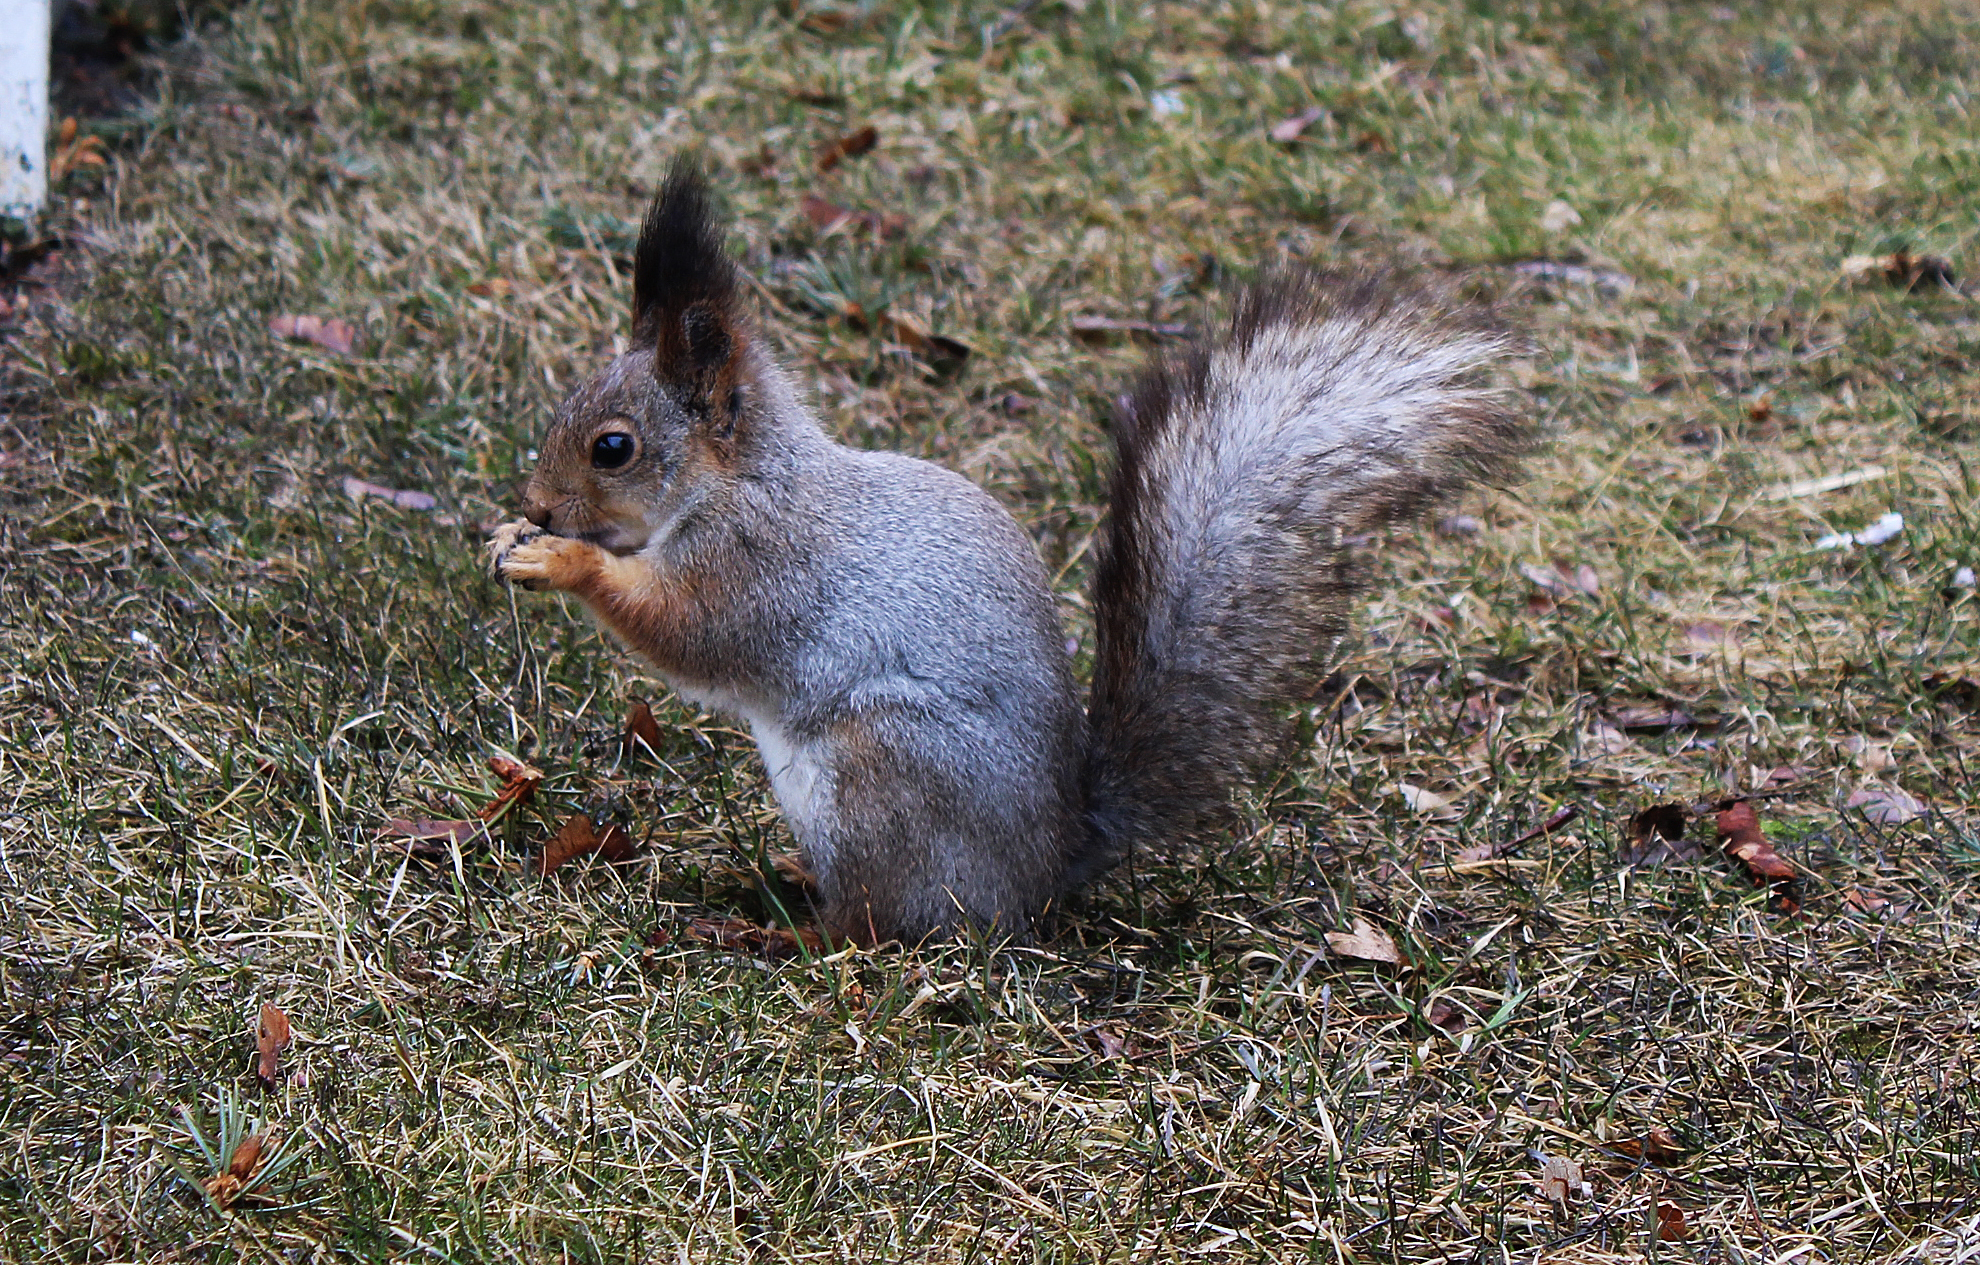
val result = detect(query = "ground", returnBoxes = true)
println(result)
[2,0,1978,1261]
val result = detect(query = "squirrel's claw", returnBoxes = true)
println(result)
[493,527,601,593]
[487,519,544,582]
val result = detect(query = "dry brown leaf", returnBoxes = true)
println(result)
[1586,720,1634,755]
[1610,1126,1687,1165]
[798,4,855,34]
[380,818,484,853]
[538,813,634,875]
[50,117,109,180]
[1424,997,1469,1035]
[203,1132,269,1209]
[1843,887,1891,914]
[623,700,663,759]
[1847,785,1925,825]
[465,278,512,297]
[672,916,824,958]
[1607,704,1701,732]
[880,312,971,364]
[1623,803,1697,866]
[1397,782,1460,817]
[1539,1155,1585,1203]
[342,476,437,511]
[1521,561,1600,597]
[1068,315,1193,344]
[1717,800,1796,881]
[1268,105,1327,143]
[798,193,905,237]
[1325,916,1401,965]
[815,124,879,172]
[1093,1026,1130,1060]
[481,755,544,821]
[254,1003,290,1086]
[1656,1202,1689,1241]
[1840,251,1956,291]
[269,314,359,356]
[771,851,818,890]
[1679,621,1740,652]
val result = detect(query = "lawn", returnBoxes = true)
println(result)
[2,0,1978,1260]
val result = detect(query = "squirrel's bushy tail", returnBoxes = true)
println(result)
[1077,269,1528,879]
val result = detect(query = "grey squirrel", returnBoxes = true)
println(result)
[489,160,1529,944]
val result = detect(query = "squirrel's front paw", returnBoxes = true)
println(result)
[486,519,543,576]
[496,531,602,593]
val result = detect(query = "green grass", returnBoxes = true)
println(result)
[3,0,1980,1259]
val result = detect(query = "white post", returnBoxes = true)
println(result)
[0,0,51,222]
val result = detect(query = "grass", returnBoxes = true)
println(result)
[3,0,1980,1259]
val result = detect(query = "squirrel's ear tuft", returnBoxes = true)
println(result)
[634,157,746,422]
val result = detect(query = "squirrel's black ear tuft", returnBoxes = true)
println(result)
[633,157,746,420]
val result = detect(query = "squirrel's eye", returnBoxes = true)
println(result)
[591,432,637,470]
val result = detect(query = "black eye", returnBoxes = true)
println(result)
[591,432,636,470]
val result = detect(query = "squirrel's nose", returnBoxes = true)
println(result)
[522,498,553,528]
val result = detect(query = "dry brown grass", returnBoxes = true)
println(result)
[2,0,1978,1260]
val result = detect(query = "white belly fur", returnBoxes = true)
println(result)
[748,716,835,868]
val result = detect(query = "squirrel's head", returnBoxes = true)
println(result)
[519,159,762,554]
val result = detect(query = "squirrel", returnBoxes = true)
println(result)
[489,159,1529,945]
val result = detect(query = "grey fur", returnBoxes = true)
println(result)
[498,173,1528,943]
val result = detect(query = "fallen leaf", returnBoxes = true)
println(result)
[1398,782,1461,816]
[1843,887,1891,914]
[1521,561,1600,597]
[1607,705,1701,732]
[1539,1155,1585,1203]
[1424,997,1469,1035]
[1923,672,1980,710]
[481,755,544,821]
[1656,1202,1689,1242]
[1840,251,1956,291]
[1623,803,1696,866]
[771,851,818,890]
[798,3,855,34]
[465,278,512,297]
[255,1003,290,1087]
[203,1132,270,1209]
[1068,315,1193,344]
[623,700,663,758]
[880,312,971,365]
[1717,800,1796,881]
[268,314,359,356]
[1847,785,1925,825]
[342,476,437,511]
[381,818,484,849]
[1842,735,1893,773]
[1610,1126,1687,1165]
[1756,763,1814,788]
[815,124,879,172]
[677,916,824,958]
[1325,916,1401,965]
[537,813,635,875]
[1539,200,1582,233]
[1680,621,1740,652]
[49,117,108,180]
[1586,720,1634,755]
[798,193,905,237]
[1093,1026,1130,1059]
[1268,105,1327,143]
